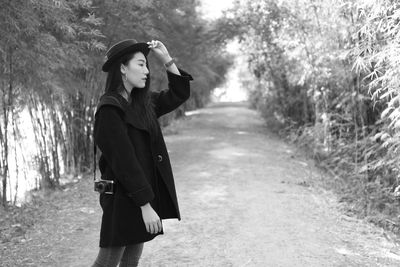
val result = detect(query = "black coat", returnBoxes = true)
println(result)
[93,68,193,247]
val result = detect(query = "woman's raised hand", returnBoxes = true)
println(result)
[147,40,171,64]
[140,202,162,234]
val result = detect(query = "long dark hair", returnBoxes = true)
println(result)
[104,51,159,142]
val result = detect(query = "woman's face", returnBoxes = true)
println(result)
[121,52,149,89]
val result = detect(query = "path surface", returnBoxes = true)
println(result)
[2,101,400,266]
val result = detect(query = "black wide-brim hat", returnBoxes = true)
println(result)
[102,39,150,72]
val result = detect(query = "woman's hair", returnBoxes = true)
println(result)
[104,51,159,141]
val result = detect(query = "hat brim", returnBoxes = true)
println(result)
[102,42,150,72]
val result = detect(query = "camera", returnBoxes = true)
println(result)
[94,179,114,194]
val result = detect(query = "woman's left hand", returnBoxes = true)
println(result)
[147,40,172,64]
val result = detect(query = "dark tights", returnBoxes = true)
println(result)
[91,242,144,267]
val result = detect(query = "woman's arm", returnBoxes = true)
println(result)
[94,105,155,207]
[147,39,179,74]
[162,55,180,75]
[147,40,194,117]
[151,68,193,117]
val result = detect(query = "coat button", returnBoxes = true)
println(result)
[157,154,163,162]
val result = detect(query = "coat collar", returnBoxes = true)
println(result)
[112,93,150,133]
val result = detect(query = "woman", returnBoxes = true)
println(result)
[91,39,193,267]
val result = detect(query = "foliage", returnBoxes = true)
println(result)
[0,0,231,206]
[225,0,400,233]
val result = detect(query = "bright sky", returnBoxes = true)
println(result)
[199,0,248,102]
[198,0,235,20]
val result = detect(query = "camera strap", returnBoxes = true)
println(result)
[93,94,126,182]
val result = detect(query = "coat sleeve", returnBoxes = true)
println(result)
[94,105,155,207]
[151,68,194,118]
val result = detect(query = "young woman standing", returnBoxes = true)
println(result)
[91,39,193,267]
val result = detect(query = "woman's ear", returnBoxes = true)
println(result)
[120,63,127,75]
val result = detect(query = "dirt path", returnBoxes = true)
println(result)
[2,101,400,266]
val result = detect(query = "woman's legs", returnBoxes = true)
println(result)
[119,242,144,267]
[91,242,144,267]
[91,246,125,267]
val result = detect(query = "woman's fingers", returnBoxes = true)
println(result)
[147,40,158,49]
[154,219,161,233]
[142,207,162,234]
[149,222,155,234]
[154,221,159,234]
[147,40,165,50]
[148,220,162,234]
[148,222,153,234]
[157,220,162,232]
[145,221,159,234]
